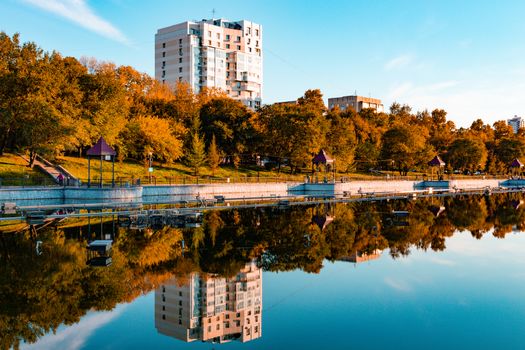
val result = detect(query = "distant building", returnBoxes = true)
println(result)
[339,250,382,263]
[507,115,525,133]
[155,261,262,344]
[155,18,263,109]
[328,95,384,113]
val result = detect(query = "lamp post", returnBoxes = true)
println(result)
[148,152,153,184]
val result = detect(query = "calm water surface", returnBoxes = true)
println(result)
[2,194,525,349]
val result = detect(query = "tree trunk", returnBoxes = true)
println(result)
[0,128,10,156]
[29,149,37,168]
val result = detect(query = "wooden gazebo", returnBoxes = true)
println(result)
[312,149,335,182]
[428,155,445,181]
[86,137,116,188]
[509,158,523,178]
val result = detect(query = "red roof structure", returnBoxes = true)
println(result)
[87,137,116,156]
[510,158,524,168]
[428,155,445,167]
[312,149,334,165]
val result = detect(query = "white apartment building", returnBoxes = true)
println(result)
[507,115,525,133]
[155,19,263,109]
[155,261,262,344]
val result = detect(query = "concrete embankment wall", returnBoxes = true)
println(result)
[142,183,297,203]
[0,186,64,206]
[0,178,511,207]
[291,179,506,196]
[64,187,142,204]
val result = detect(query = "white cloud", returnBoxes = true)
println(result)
[21,306,126,350]
[384,54,414,71]
[21,0,129,44]
[384,276,412,292]
[429,257,456,267]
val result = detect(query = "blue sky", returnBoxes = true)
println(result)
[2,0,525,127]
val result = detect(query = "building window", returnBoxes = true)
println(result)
[162,305,165,311]
[226,34,230,41]
[179,319,182,325]
[162,71,165,78]
[179,48,183,56]
[162,43,165,48]
[179,300,182,305]
[226,44,230,49]
[208,40,212,45]
[216,33,220,39]
[162,51,165,57]
[179,67,182,73]
[225,322,230,328]
[236,36,241,42]
[162,314,166,320]
[179,57,182,63]
[162,79,165,84]
[256,29,259,36]
[247,27,251,35]
[217,42,220,47]
[256,40,259,47]
[178,77,182,82]
[162,61,165,67]
[179,38,182,44]
[216,324,220,330]
[208,31,211,36]
[237,45,241,50]
[249,47,252,52]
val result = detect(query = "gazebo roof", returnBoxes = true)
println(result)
[312,149,334,165]
[428,155,445,167]
[87,137,116,156]
[510,158,524,168]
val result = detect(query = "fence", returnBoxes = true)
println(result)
[0,176,58,187]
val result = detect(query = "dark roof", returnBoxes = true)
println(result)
[87,137,116,156]
[428,155,445,167]
[510,158,524,168]
[312,214,334,231]
[312,149,334,165]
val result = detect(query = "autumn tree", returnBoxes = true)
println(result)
[446,138,487,172]
[121,115,184,163]
[380,124,433,175]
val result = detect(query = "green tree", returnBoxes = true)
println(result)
[208,134,220,175]
[446,138,487,172]
[186,132,206,176]
[380,124,432,175]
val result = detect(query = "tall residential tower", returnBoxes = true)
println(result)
[155,19,263,109]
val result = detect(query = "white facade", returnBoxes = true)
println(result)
[155,19,263,109]
[507,116,525,133]
[155,261,262,344]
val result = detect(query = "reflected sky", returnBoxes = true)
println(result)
[20,230,525,350]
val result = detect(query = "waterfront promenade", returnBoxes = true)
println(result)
[0,178,522,207]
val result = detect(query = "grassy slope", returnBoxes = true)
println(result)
[0,153,52,185]
[56,155,306,183]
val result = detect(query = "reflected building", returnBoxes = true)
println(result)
[155,261,262,344]
[340,249,383,263]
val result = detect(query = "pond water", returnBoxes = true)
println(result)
[2,193,525,349]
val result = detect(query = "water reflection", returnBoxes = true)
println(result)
[155,261,262,344]
[2,192,525,348]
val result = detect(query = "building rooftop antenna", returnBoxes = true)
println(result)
[212,8,216,19]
